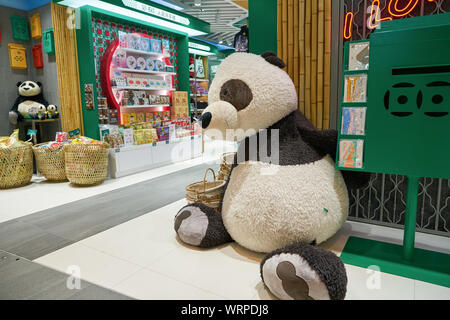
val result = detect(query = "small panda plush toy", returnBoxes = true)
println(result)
[174,52,370,300]
[9,81,57,124]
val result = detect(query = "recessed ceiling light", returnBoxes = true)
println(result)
[194,0,201,7]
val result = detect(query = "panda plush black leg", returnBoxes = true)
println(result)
[260,244,347,300]
[174,203,232,248]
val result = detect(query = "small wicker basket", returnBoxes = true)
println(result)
[217,152,236,181]
[186,168,226,212]
[64,144,109,186]
[32,143,67,181]
[0,143,33,189]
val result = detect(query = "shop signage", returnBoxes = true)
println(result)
[122,0,190,25]
[344,0,436,39]
[188,41,211,52]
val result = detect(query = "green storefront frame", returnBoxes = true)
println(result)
[55,0,209,139]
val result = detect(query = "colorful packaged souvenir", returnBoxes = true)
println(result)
[150,39,161,53]
[150,128,159,142]
[126,33,140,50]
[143,129,152,144]
[118,31,127,48]
[146,58,155,71]
[155,60,165,72]
[55,132,68,143]
[126,56,137,69]
[136,113,145,123]
[140,36,150,52]
[157,126,170,141]
[114,49,127,68]
[162,39,170,56]
[133,129,145,145]
[136,57,146,70]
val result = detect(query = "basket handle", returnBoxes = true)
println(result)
[203,168,216,193]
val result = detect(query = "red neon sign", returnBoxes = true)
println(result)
[344,0,436,39]
[344,12,354,39]
[368,0,392,30]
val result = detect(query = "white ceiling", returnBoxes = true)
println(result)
[171,0,248,46]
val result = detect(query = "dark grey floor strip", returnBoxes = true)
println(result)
[0,163,217,261]
[0,250,132,300]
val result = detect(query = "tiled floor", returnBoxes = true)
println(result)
[1,138,449,300]
[34,199,450,300]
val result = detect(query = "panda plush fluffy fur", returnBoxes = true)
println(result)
[174,52,369,300]
[9,81,56,124]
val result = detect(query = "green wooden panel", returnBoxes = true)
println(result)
[364,15,450,179]
[248,0,277,55]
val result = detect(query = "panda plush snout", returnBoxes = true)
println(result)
[199,112,212,129]
[200,100,238,140]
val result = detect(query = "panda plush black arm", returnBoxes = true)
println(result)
[298,125,371,190]
[10,95,27,122]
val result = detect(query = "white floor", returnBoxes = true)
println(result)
[2,137,449,300]
[34,199,450,300]
[0,139,236,224]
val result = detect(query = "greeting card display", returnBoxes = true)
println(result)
[349,41,370,71]
[338,139,364,168]
[341,107,366,136]
[343,74,367,103]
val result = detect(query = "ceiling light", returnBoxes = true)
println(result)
[219,40,223,44]
[194,0,201,7]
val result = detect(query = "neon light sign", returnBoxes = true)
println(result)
[344,0,436,38]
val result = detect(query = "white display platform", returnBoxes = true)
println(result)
[109,135,203,178]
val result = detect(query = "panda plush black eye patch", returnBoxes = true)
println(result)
[220,79,253,111]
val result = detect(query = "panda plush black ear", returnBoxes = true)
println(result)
[36,81,42,87]
[261,51,286,69]
[16,81,22,87]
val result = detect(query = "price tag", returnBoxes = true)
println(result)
[69,128,81,138]
[101,129,110,137]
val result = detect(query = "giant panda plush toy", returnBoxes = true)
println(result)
[174,52,369,300]
[9,81,57,124]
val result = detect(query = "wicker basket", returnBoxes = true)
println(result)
[64,144,109,185]
[186,168,226,212]
[32,143,67,181]
[217,152,236,181]
[0,143,33,189]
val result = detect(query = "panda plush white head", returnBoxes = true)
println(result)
[18,81,42,97]
[201,52,298,141]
